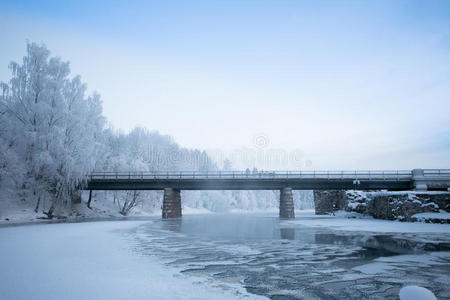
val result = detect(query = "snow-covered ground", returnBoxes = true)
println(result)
[283,210,450,233]
[0,221,264,300]
[412,210,450,221]
[399,286,437,300]
[0,191,222,225]
[0,188,313,225]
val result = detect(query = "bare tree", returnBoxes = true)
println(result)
[117,190,141,216]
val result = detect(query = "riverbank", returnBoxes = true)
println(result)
[314,190,450,223]
[0,220,264,300]
[0,197,157,226]
[283,210,450,234]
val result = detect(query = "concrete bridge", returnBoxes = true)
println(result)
[86,169,450,219]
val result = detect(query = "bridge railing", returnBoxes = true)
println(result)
[423,169,450,177]
[89,170,415,181]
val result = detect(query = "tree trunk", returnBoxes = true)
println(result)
[87,190,93,209]
[34,195,41,213]
[44,204,55,219]
[71,189,82,204]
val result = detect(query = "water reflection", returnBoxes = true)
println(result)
[279,227,295,240]
[161,217,182,233]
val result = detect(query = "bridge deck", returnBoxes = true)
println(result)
[84,170,450,191]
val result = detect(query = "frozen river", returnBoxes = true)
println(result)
[1,213,449,299]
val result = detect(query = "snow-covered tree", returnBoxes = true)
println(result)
[0,42,105,217]
[0,42,314,218]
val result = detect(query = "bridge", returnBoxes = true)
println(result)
[86,169,450,219]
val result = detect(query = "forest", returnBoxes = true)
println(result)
[0,42,313,219]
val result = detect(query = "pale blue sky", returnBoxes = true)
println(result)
[1,0,449,169]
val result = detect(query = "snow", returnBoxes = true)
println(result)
[0,192,157,226]
[182,206,213,215]
[352,262,397,274]
[399,286,437,300]
[352,252,450,275]
[229,208,279,214]
[376,252,450,264]
[283,210,450,233]
[0,221,265,300]
[412,210,450,220]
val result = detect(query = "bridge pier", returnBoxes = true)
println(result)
[280,187,295,219]
[162,188,182,219]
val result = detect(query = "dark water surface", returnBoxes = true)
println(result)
[128,214,450,299]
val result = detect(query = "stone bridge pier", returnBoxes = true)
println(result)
[162,188,182,219]
[279,187,295,219]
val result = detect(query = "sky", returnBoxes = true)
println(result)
[1,0,450,170]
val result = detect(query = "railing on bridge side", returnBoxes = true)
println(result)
[89,170,418,181]
[423,169,450,177]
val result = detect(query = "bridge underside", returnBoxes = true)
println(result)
[87,179,412,191]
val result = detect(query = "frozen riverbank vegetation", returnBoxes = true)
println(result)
[344,191,450,223]
[0,42,313,223]
[314,190,450,224]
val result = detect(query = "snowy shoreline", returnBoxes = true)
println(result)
[0,220,265,300]
[0,214,156,228]
[283,210,450,234]
[3,207,450,234]
[0,206,286,227]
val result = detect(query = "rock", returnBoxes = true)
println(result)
[313,190,449,222]
[367,192,446,221]
[313,190,346,215]
[399,286,437,300]
[345,191,369,214]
